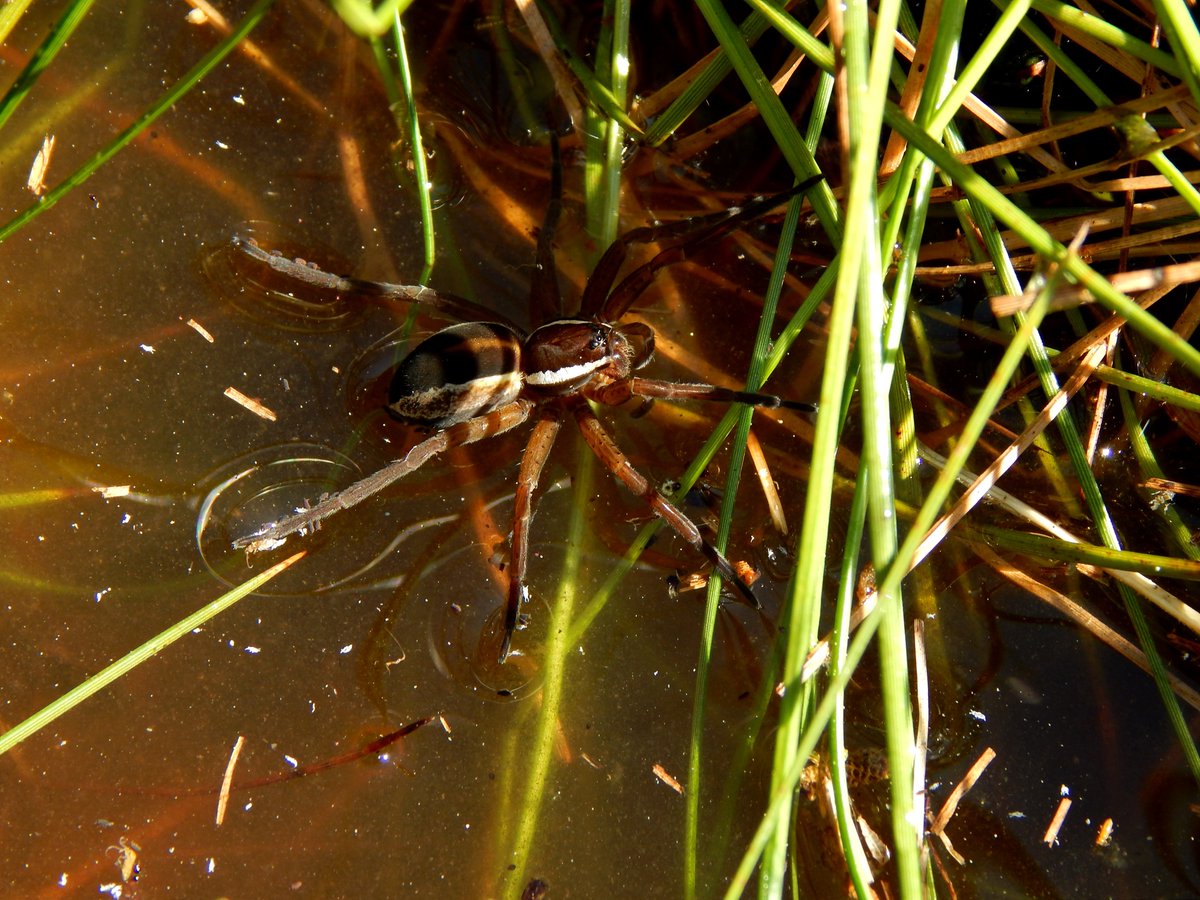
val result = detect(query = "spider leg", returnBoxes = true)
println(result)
[499,407,564,664]
[233,399,535,551]
[571,401,760,608]
[583,174,824,322]
[630,377,817,412]
[230,236,519,329]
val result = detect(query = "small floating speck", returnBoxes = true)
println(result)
[215,140,229,150]
[139,343,155,354]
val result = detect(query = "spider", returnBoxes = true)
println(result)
[232,169,822,663]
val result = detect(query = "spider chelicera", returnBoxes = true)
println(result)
[233,169,822,663]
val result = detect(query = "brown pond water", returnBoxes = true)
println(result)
[0,2,1197,897]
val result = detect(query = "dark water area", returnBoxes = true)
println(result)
[0,1,1197,897]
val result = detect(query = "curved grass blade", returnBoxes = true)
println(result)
[332,0,415,38]
[370,11,436,283]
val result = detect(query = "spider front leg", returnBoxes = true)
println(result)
[581,174,825,322]
[229,235,513,327]
[234,400,535,552]
[630,377,817,413]
[571,400,760,608]
[499,408,564,664]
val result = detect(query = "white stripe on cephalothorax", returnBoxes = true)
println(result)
[525,357,609,387]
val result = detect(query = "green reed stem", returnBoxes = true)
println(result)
[1153,0,1200,107]
[827,475,873,899]
[0,0,276,246]
[523,0,644,138]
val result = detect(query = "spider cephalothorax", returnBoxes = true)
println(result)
[232,172,822,663]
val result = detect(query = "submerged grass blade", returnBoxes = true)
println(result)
[0,0,96,134]
[0,0,34,46]
[499,449,592,900]
[974,525,1200,579]
[0,0,276,245]
[0,551,304,758]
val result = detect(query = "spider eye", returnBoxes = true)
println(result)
[588,329,607,352]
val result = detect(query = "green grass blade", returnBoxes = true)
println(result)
[975,525,1200,579]
[0,0,35,46]
[1153,0,1200,107]
[683,185,805,899]
[392,14,435,282]
[693,0,840,241]
[0,551,304,757]
[499,450,593,900]
[0,0,276,245]
[0,0,96,134]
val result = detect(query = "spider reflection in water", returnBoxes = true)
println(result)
[233,171,823,663]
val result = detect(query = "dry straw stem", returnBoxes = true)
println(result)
[970,542,1200,712]
[991,258,1200,316]
[929,747,997,865]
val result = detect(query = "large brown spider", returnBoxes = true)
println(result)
[233,170,822,662]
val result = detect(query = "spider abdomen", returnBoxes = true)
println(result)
[388,321,524,428]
